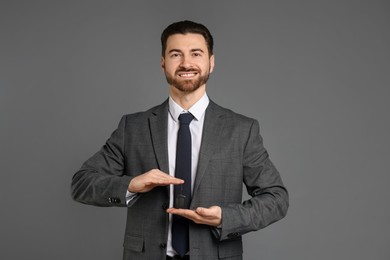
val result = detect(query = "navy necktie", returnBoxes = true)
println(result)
[172,113,194,257]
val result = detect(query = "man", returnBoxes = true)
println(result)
[71,20,288,260]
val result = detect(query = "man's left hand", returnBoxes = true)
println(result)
[166,206,222,227]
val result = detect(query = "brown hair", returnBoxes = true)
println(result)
[161,20,214,56]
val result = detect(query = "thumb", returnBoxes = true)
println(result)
[196,207,212,217]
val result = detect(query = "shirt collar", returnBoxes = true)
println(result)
[168,93,209,122]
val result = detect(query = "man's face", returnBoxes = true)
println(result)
[161,33,215,93]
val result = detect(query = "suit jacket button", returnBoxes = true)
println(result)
[162,203,169,210]
[160,243,167,249]
[228,232,240,238]
[108,197,121,204]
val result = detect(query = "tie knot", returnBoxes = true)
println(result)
[178,113,194,125]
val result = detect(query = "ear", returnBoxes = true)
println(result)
[161,56,165,71]
[209,54,215,73]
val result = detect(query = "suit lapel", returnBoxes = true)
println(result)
[192,101,226,203]
[149,100,169,174]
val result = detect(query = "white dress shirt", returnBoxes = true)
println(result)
[166,93,209,256]
[126,93,209,256]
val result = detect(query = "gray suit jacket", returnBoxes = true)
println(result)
[71,100,288,260]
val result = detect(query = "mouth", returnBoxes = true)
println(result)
[177,71,198,78]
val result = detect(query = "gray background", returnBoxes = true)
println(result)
[1,1,389,259]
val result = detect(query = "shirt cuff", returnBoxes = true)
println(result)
[125,190,138,205]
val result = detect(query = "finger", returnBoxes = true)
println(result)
[166,176,185,184]
[168,208,214,225]
[196,207,220,217]
[153,177,184,186]
[167,208,198,219]
[153,171,184,184]
[148,172,184,185]
[195,207,210,217]
[169,208,220,226]
[166,208,192,215]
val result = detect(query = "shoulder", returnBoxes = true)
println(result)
[208,100,257,126]
[121,100,169,121]
[109,100,168,131]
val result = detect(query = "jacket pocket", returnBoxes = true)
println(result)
[218,238,243,258]
[123,234,144,253]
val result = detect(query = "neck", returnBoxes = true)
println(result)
[169,85,206,110]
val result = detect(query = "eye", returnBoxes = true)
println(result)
[192,52,202,57]
[170,53,181,58]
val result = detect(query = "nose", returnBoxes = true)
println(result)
[179,55,193,69]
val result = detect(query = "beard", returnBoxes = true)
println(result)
[165,68,210,93]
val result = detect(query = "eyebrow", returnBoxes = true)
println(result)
[168,49,182,54]
[168,48,205,54]
[190,48,205,53]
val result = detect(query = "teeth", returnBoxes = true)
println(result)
[180,73,196,77]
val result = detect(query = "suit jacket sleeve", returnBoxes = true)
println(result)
[71,115,132,207]
[219,119,289,241]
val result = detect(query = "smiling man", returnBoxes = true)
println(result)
[163,33,214,95]
[71,20,288,260]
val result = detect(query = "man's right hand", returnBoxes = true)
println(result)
[128,169,184,193]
